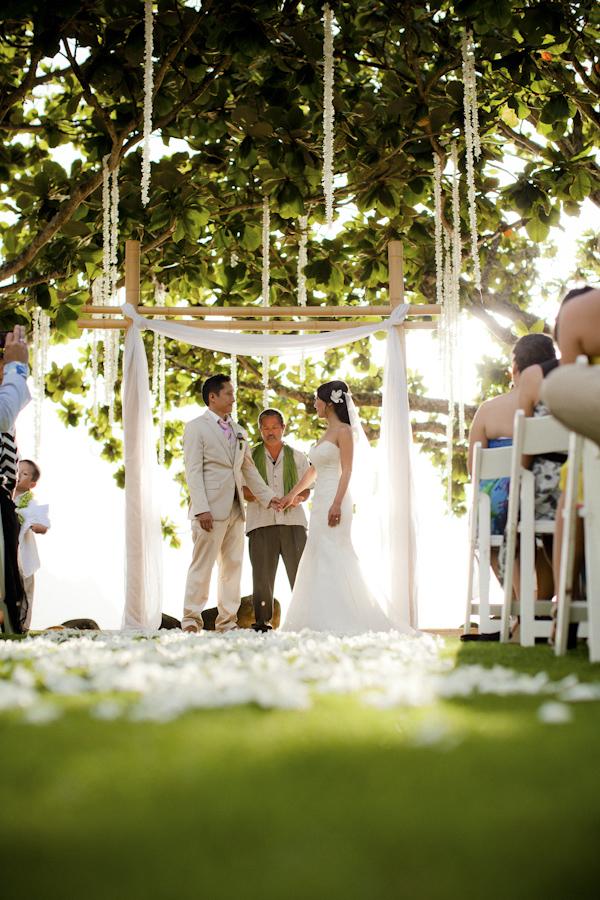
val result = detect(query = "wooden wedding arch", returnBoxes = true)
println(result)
[77,239,439,629]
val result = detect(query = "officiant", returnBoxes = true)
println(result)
[243,409,311,632]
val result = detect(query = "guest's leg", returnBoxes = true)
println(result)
[182,517,227,630]
[23,574,34,630]
[280,525,307,589]
[248,526,279,626]
[215,505,245,632]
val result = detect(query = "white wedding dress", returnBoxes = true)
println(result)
[282,441,410,634]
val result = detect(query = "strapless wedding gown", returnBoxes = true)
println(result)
[282,441,407,634]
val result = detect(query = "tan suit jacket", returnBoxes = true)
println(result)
[183,411,275,521]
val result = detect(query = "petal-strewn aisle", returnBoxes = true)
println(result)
[1,630,600,724]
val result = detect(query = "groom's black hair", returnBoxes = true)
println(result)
[317,380,351,424]
[202,373,231,406]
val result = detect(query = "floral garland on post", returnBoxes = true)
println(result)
[262,195,270,408]
[31,308,50,459]
[462,28,482,291]
[141,0,154,207]
[297,214,309,380]
[101,155,120,426]
[322,3,335,227]
[152,284,166,464]
[230,352,238,422]
[90,276,102,418]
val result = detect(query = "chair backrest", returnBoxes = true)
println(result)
[513,409,570,457]
[474,443,513,481]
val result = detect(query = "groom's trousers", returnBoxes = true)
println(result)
[182,501,244,632]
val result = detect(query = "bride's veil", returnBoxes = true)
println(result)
[344,391,414,632]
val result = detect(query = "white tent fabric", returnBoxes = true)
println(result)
[120,302,418,630]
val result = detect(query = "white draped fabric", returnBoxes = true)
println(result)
[120,302,418,630]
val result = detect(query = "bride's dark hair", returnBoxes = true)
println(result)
[317,380,351,424]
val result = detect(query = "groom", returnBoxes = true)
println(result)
[182,374,280,633]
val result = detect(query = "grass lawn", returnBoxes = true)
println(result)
[1,636,599,900]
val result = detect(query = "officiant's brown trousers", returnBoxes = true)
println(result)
[248,524,307,626]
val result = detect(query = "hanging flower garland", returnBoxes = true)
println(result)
[100,155,121,426]
[322,3,335,227]
[31,308,50,459]
[141,0,154,207]
[435,142,466,512]
[461,28,482,291]
[297,214,309,380]
[152,284,167,464]
[262,196,270,408]
[230,352,238,422]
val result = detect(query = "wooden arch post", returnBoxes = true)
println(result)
[124,239,140,333]
[388,240,407,371]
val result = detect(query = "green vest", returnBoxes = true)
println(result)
[252,443,298,511]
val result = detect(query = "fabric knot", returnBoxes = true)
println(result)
[386,303,411,330]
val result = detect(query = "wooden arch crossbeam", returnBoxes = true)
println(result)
[77,241,440,347]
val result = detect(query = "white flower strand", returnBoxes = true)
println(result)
[298,215,309,380]
[152,284,167,464]
[462,29,482,291]
[262,196,270,308]
[90,276,102,417]
[141,0,154,206]
[263,355,269,409]
[322,3,335,227]
[101,156,111,308]
[262,196,270,407]
[230,352,238,421]
[31,308,50,458]
[157,327,166,465]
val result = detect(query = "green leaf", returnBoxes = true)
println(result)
[55,304,80,339]
[569,170,592,202]
[525,216,550,242]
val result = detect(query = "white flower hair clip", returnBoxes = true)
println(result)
[330,389,343,404]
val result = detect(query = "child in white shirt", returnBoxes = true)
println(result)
[14,459,50,630]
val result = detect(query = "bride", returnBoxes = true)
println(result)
[279,380,412,634]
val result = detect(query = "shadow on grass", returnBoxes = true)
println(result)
[1,687,600,900]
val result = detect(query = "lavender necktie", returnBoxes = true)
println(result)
[218,418,232,442]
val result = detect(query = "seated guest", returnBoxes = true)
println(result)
[541,286,600,635]
[468,333,557,594]
[512,332,563,605]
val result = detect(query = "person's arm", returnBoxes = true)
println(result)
[557,300,587,364]
[327,427,354,526]
[240,446,278,509]
[0,326,31,432]
[30,523,48,534]
[183,423,213,531]
[279,465,317,509]
[467,403,489,477]
[517,364,543,469]
[242,486,257,502]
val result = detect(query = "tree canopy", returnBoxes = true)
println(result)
[1,0,600,516]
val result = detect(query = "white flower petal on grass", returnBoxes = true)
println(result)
[22,703,62,725]
[1,630,600,724]
[537,701,573,724]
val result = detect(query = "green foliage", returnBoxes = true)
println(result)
[1,1,600,512]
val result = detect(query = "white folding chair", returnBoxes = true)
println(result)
[500,409,570,645]
[555,431,600,660]
[464,442,512,636]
